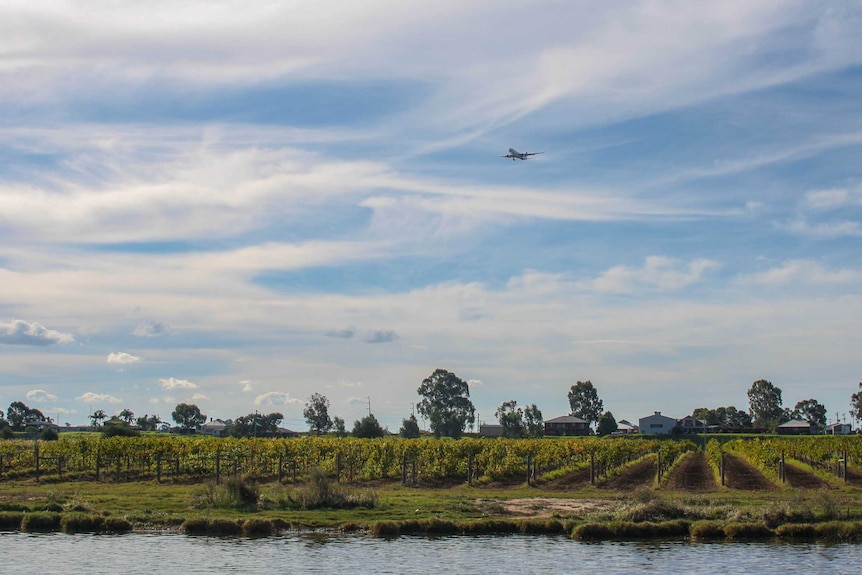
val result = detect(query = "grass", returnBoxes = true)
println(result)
[2,469,862,539]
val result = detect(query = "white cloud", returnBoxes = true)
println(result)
[26,389,57,402]
[467,379,483,387]
[159,377,198,390]
[253,391,301,406]
[190,393,209,401]
[591,256,720,293]
[740,260,862,287]
[107,352,141,364]
[779,218,862,238]
[76,392,122,404]
[340,380,363,388]
[0,319,74,346]
[239,380,253,392]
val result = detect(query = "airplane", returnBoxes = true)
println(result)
[501,148,543,161]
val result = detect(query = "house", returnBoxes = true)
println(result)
[478,424,504,438]
[638,411,678,435]
[776,419,818,435]
[544,415,590,436]
[825,422,853,435]
[200,419,228,437]
[677,415,707,434]
[613,419,638,434]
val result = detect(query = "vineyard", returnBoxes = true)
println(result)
[2,434,860,490]
[0,435,687,485]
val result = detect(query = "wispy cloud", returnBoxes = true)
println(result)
[76,392,122,404]
[591,257,721,294]
[133,321,170,337]
[159,377,198,390]
[253,391,302,407]
[107,352,141,364]
[0,319,74,346]
[26,389,57,402]
[365,329,399,344]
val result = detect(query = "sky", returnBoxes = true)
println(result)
[1,0,861,431]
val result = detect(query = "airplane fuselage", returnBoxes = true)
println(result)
[503,148,542,160]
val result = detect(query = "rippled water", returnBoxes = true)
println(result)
[3,532,861,575]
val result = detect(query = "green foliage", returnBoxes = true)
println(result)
[792,398,827,428]
[399,414,421,438]
[40,427,59,441]
[304,393,333,436]
[101,421,139,438]
[352,414,385,438]
[230,412,283,437]
[417,369,475,439]
[567,381,603,429]
[172,403,206,429]
[851,380,862,423]
[269,468,378,510]
[6,401,49,432]
[597,411,618,436]
[747,379,784,430]
[495,400,525,438]
[523,404,544,438]
[191,477,260,510]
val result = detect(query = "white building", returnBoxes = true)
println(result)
[638,411,678,435]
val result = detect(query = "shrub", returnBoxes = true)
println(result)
[723,522,773,540]
[61,513,105,533]
[181,518,210,535]
[571,523,613,541]
[206,519,242,536]
[101,517,133,533]
[775,523,816,539]
[40,428,59,441]
[814,521,862,542]
[191,478,260,510]
[0,512,24,530]
[21,512,61,532]
[620,499,686,523]
[241,518,274,537]
[689,521,725,539]
[371,521,401,537]
[270,468,378,510]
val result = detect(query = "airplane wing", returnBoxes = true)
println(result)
[525,152,544,156]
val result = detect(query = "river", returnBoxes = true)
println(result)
[2,532,860,574]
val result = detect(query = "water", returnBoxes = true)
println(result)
[2,532,860,575]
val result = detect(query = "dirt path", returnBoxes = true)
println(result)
[783,462,832,489]
[599,457,656,491]
[723,453,776,491]
[845,467,862,487]
[538,467,592,491]
[665,452,718,492]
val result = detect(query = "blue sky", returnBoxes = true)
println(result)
[1,1,861,431]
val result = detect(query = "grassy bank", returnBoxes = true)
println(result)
[3,470,862,541]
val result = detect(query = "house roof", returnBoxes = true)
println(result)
[545,415,589,424]
[778,419,813,428]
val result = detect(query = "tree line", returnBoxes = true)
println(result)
[3,371,861,440]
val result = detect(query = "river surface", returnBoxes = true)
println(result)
[2,532,860,574]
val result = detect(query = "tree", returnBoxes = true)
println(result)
[136,414,161,431]
[523,404,544,438]
[495,400,525,438]
[89,409,107,427]
[792,399,827,428]
[352,414,385,438]
[692,406,752,429]
[399,414,421,438]
[230,412,283,437]
[6,401,47,431]
[851,380,862,424]
[333,416,347,437]
[118,408,135,424]
[597,411,618,436]
[567,381,604,430]
[304,393,333,436]
[171,403,206,429]
[416,368,476,439]
[747,379,784,429]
